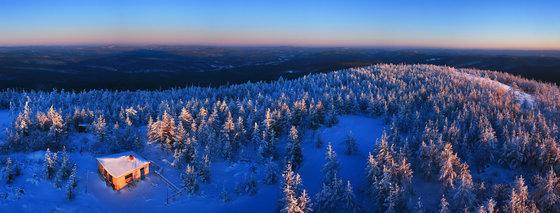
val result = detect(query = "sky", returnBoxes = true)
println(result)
[0,0,559,49]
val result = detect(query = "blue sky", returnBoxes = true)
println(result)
[0,0,559,49]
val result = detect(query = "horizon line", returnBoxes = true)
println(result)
[0,43,559,51]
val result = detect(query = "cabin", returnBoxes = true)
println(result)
[96,151,150,190]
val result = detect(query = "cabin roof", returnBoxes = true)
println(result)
[96,151,150,178]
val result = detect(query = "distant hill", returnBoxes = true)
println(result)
[0,46,559,90]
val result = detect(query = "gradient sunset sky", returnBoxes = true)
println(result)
[1,0,559,49]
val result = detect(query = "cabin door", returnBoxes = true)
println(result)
[140,168,145,179]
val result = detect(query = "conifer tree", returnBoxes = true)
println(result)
[93,114,107,143]
[439,143,459,190]
[286,126,303,169]
[344,132,358,155]
[439,194,450,213]
[263,158,278,185]
[4,158,15,184]
[509,176,530,213]
[44,148,56,179]
[199,151,211,183]
[66,165,78,200]
[534,169,559,212]
[342,181,360,212]
[453,163,475,211]
[184,164,199,194]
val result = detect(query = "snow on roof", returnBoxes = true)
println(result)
[96,151,150,178]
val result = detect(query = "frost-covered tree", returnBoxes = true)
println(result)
[222,111,236,160]
[184,164,198,194]
[93,114,107,143]
[323,143,340,185]
[198,149,211,183]
[414,197,425,213]
[344,131,358,155]
[44,148,57,180]
[66,165,78,200]
[298,190,312,213]
[46,106,66,148]
[341,181,360,212]
[439,143,459,190]
[452,163,475,211]
[263,158,278,185]
[509,176,530,213]
[3,158,18,184]
[14,98,32,135]
[55,147,72,188]
[286,126,303,169]
[533,169,559,212]
[280,163,309,213]
[439,194,450,213]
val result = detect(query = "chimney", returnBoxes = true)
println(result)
[128,155,134,161]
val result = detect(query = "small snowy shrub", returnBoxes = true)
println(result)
[263,159,278,185]
[344,132,358,155]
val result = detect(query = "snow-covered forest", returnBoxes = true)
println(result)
[1,64,560,212]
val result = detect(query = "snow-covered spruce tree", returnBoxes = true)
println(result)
[418,137,439,178]
[259,129,278,160]
[55,147,72,188]
[439,143,459,190]
[439,194,450,213]
[46,106,66,149]
[414,197,425,213]
[479,198,497,213]
[298,190,312,213]
[93,113,107,143]
[533,168,560,212]
[160,111,177,149]
[365,152,381,198]
[263,158,279,185]
[221,111,236,160]
[183,164,198,194]
[14,97,32,136]
[314,143,347,212]
[235,116,247,145]
[179,107,195,130]
[508,176,532,213]
[3,158,15,184]
[344,131,358,155]
[285,126,303,169]
[325,106,338,127]
[474,116,497,171]
[323,143,340,185]
[341,181,360,212]
[251,122,261,147]
[279,162,310,213]
[384,183,404,212]
[451,162,475,211]
[198,151,211,183]
[66,165,78,200]
[182,136,197,165]
[44,148,57,180]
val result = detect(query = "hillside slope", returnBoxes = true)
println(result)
[1,64,560,212]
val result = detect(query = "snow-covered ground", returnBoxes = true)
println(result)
[0,115,385,212]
